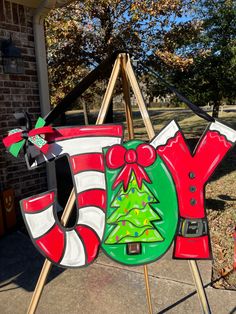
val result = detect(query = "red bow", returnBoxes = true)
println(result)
[106,144,156,190]
[3,125,54,157]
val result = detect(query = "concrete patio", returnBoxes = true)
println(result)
[0,232,235,313]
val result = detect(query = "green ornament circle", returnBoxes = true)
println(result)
[102,140,178,266]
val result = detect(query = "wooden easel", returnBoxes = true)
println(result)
[27,53,211,314]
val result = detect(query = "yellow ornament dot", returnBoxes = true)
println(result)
[135,209,139,215]
[144,219,149,225]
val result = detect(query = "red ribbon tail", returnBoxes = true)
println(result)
[3,132,23,148]
[133,164,151,188]
[112,165,132,191]
[112,164,151,191]
[29,126,54,137]
[40,143,49,154]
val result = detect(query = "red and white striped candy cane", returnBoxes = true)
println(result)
[21,125,123,268]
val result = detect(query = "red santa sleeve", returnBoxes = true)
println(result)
[151,120,236,259]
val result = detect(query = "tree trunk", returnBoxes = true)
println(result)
[212,102,220,118]
[82,99,89,125]
[148,95,154,108]
[127,243,141,255]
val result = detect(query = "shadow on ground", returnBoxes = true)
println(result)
[0,232,65,292]
[157,271,236,314]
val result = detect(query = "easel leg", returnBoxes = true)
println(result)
[120,54,134,139]
[27,189,76,314]
[125,55,210,314]
[121,53,153,314]
[189,260,211,314]
[125,56,155,139]
[27,260,52,314]
[144,265,153,314]
[96,56,121,124]
[27,56,122,313]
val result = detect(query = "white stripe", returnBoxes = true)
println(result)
[77,207,105,239]
[150,120,179,148]
[60,230,86,267]
[209,121,236,143]
[31,136,121,167]
[74,171,105,194]
[25,206,55,239]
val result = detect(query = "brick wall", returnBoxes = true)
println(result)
[0,0,48,207]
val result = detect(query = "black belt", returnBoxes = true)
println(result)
[177,217,208,238]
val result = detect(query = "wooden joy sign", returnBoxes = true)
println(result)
[3,118,236,268]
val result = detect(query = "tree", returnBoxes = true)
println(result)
[197,0,236,117]
[168,0,236,117]
[104,173,163,254]
[45,0,197,106]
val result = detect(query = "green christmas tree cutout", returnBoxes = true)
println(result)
[105,173,164,245]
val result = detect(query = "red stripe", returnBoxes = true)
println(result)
[174,236,210,259]
[78,189,106,211]
[71,153,104,174]
[3,131,23,147]
[22,191,54,213]
[29,126,54,137]
[36,225,65,263]
[48,125,123,141]
[76,225,100,264]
